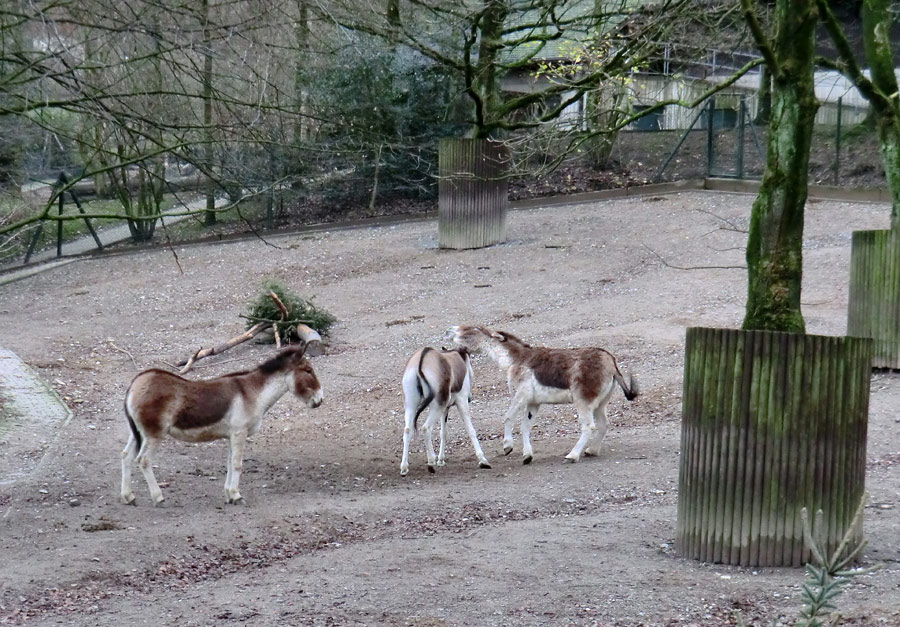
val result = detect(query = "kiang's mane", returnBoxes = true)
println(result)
[258,345,305,374]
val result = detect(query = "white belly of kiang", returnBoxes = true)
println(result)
[530,382,573,405]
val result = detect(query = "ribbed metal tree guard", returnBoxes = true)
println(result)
[848,230,900,368]
[438,138,509,249]
[677,327,871,567]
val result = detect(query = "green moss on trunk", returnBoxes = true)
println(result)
[742,0,818,333]
[861,0,900,228]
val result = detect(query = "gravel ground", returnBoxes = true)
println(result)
[0,191,899,626]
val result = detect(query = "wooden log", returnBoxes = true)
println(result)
[438,137,509,249]
[677,327,871,567]
[848,229,900,368]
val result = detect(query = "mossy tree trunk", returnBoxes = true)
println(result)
[676,0,873,569]
[818,0,900,364]
[861,0,900,229]
[741,0,818,333]
[469,0,508,139]
[818,0,900,228]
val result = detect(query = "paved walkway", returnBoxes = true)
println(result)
[0,348,73,486]
[0,195,228,285]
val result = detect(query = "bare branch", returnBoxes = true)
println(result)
[643,244,746,271]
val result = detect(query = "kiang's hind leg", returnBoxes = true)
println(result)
[564,401,597,463]
[422,404,443,473]
[584,402,610,458]
[136,436,164,504]
[120,432,138,505]
[436,408,450,467]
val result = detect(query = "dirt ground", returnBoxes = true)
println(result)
[1,191,899,626]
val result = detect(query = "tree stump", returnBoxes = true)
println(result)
[677,327,871,566]
[848,229,900,368]
[438,138,508,249]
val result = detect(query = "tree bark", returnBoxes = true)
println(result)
[202,0,217,226]
[753,65,771,126]
[293,1,311,143]
[472,1,509,138]
[861,0,900,228]
[741,0,818,333]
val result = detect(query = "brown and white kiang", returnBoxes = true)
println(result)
[448,325,638,465]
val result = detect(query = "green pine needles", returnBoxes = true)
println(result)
[244,280,336,343]
[736,493,880,627]
[794,495,877,627]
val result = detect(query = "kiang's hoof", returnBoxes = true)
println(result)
[121,495,136,506]
[400,469,409,477]
[564,456,578,464]
[427,465,436,474]
[479,462,492,469]
[227,496,244,505]
[522,455,533,465]
[503,446,513,456]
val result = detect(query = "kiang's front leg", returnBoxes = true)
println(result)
[456,397,491,469]
[520,403,539,465]
[225,430,248,504]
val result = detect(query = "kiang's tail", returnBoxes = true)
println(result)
[124,397,143,451]
[614,367,640,402]
[413,348,435,432]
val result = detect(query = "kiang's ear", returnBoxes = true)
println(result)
[490,330,506,341]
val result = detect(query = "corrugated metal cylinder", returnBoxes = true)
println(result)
[848,229,900,368]
[677,327,871,567]
[438,138,509,249]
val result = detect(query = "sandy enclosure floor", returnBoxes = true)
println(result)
[0,191,899,626]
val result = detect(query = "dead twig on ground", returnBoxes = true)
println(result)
[643,244,746,271]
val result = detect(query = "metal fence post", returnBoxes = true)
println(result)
[834,96,843,186]
[736,96,746,179]
[706,98,716,177]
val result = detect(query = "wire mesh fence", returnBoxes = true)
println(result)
[613,95,880,189]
